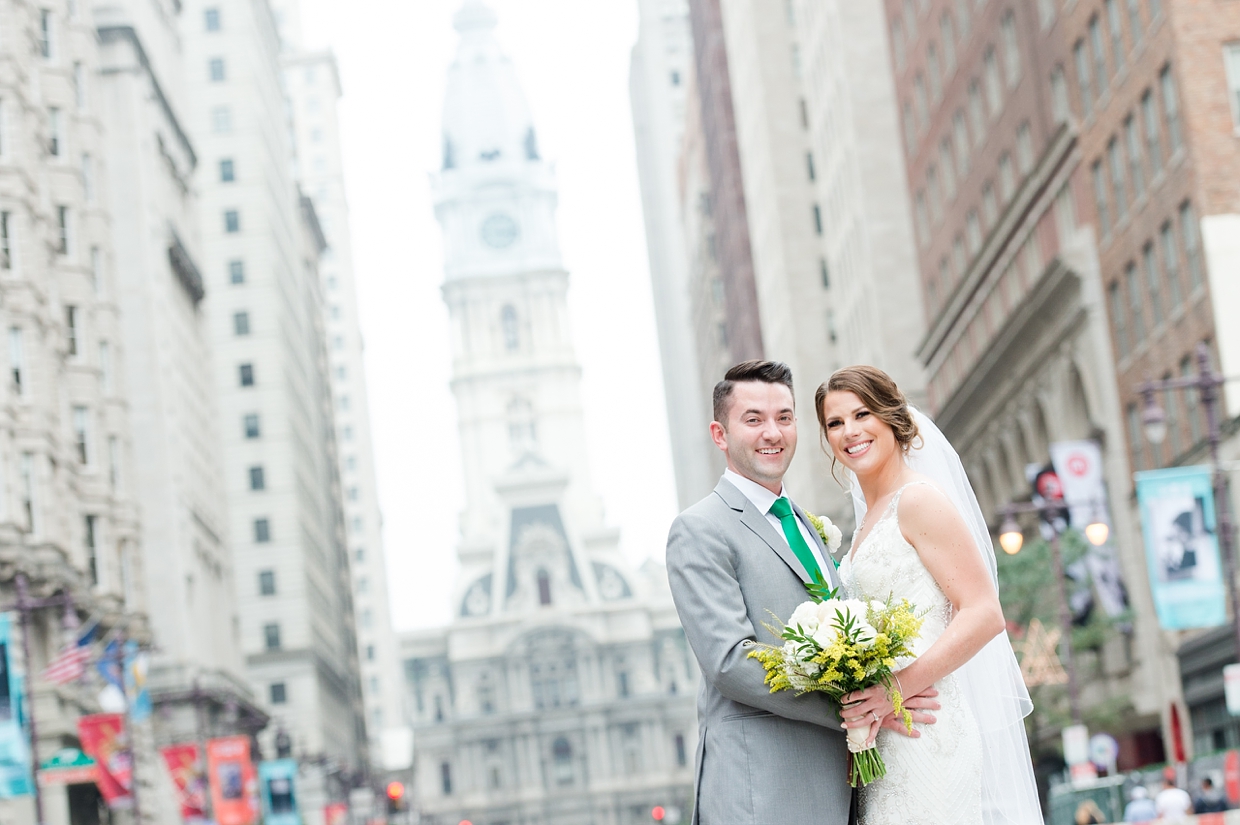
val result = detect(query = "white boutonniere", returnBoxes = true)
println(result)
[806,512,843,556]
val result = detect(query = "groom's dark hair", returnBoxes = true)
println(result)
[713,360,795,425]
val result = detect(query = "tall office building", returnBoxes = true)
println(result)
[402,4,698,822]
[180,0,366,771]
[271,0,405,769]
[93,0,264,753]
[630,0,720,511]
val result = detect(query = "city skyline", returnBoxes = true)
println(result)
[294,0,682,631]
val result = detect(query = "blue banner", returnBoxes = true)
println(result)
[0,614,33,797]
[258,759,300,825]
[1135,465,1228,629]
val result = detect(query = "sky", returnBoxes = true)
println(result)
[294,0,680,631]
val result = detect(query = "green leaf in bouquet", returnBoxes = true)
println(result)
[804,569,837,603]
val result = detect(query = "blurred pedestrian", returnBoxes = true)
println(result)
[1123,786,1157,823]
[1155,776,1194,823]
[1194,776,1229,813]
[1074,798,1106,824]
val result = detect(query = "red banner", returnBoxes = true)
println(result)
[161,744,208,822]
[77,714,132,808]
[206,736,257,825]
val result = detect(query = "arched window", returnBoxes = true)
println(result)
[552,737,573,784]
[501,304,519,351]
[537,569,552,606]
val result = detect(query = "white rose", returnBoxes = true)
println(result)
[811,620,840,649]
[788,600,822,634]
[815,598,844,625]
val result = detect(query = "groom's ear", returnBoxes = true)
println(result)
[709,420,729,452]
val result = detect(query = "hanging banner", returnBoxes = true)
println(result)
[207,736,258,825]
[1049,440,1130,616]
[259,759,300,825]
[123,642,151,723]
[1026,462,1094,623]
[0,615,33,798]
[1135,465,1227,629]
[161,744,208,823]
[77,713,132,808]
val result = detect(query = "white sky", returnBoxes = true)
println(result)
[295,0,680,631]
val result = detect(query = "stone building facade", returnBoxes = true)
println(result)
[402,5,698,824]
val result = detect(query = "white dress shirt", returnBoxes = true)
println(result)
[723,469,830,575]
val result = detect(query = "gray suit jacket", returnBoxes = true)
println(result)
[667,478,850,825]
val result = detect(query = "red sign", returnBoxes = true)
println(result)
[324,802,348,825]
[206,736,258,825]
[77,714,132,808]
[1225,750,1240,804]
[161,744,208,822]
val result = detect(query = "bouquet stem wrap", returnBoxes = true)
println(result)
[846,726,886,786]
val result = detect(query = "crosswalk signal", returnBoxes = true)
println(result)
[385,782,406,815]
[651,806,665,821]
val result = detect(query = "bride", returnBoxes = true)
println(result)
[816,365,1043,825]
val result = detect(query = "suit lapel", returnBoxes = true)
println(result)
[715,479,813,585]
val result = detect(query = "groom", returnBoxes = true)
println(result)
[666,361,935,825]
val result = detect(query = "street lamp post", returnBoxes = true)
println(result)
[1139,341,1240,668]
[999,501,1111,725]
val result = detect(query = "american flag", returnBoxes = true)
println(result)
[42,623,97,685]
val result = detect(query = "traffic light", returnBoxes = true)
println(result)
[385,781,406,815]
[651,806,665,821]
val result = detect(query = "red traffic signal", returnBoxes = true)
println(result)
[386,781,405,801]
[651,807,666,821]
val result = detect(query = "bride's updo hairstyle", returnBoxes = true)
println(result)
[815,366,922,474]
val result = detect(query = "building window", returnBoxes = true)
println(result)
[233,311,250,336]
[953,112,970,172]
[366,645,375,661]
[1109,281,1127,353]
[618,670,630,698]
[805,152,815,182]
[1182,355,1202,443]
[249,465,265,491]
[254,518,270,543]
[220,158,235,182]
[205,8,220,30]
[928,44,942,102]
[965,210,982,254]
[99,341,112,393]
[40,9,53,59]
[440,762,452,796]
[229,259,245,284]
[1225,44,1240,130]
[940,140,957,200]
[956,0,970,36]
[812,204,823,235]
[73,406,90,464]
[1091,160,1109,235]
[820,258,830,289]
[263,623,280,650]
[1089,16,1107,98]
[8,328,23,395]
[1124,116,1145,199]
[224,210,240,233]
[1016,122,1034,175]
[501,304,519,350]
[244,413,260,438]
[209,58,225,82]
[1074,40,1092,117]
[65,305,79,355]
[1050,66,1069,123]
[998,153,1015,201]
[84,514,98,585]
[1106,0,1125,72]
[259,570,275,596]
[108,437,119,490]
[1143,242,1162,326]
[891,18,905,68]
[1180,201,1203,290]
[20,453,35,532]
[239,363,255,386]
[553,738,573,785]
[1125,262,1145,342]
[48,108,62,157]
[0,212,12,271]
[57,206,70,255]
[1127,0,1142,38]
[1142,89,1162,175]
[1127,402,1145,471]
[537,569,552,606]
[1000,11,1020,87]
[981,182,997,227]
[1107,138,1127,217]
[914,74,928,132]
[1160,65,1182,153]
[1160,222,1182,308]
[902,103,916,154]
[270,682,286,704]
[675,733,687,767]
[212,106,232,133]
[967,81,985,144]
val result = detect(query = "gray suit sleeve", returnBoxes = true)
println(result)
[667,510,843,731]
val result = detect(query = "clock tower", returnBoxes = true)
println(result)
[432,0,628,618]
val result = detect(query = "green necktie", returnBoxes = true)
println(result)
[769,497,823,582]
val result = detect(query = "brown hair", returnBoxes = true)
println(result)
[713,360,794,425]
[814,365,920,474]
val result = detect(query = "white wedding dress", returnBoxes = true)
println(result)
[838,481,984,825]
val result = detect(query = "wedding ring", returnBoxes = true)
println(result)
[871,711,880,724]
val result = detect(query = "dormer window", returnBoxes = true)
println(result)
[525,127,540,160]
[537,569,552,606]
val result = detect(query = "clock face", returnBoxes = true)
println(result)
[480,213,519,249]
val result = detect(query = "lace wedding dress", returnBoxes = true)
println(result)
[838,481,984,825]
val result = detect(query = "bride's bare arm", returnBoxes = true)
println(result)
[840,482,1005,735]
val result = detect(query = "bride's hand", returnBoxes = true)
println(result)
[840,684,894,747]
[881,687,939,738]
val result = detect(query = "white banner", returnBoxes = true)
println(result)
[1050,441,1129,617]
